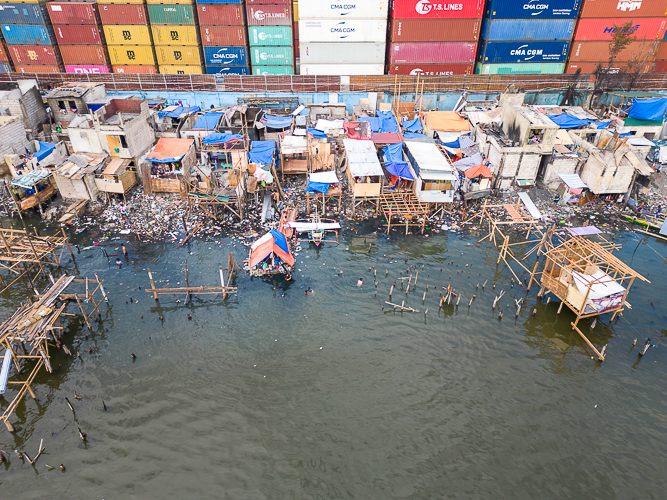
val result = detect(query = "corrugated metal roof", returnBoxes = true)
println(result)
[56,153,107,179]
[559,173,587,189]
[103,158,130,176]
[343,139,383,177]
[405,141,452,172]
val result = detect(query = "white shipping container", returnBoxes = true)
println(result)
[299,64,384,76]
[299,19,387,43]
[300,42,385,64]
[298,0,389,20]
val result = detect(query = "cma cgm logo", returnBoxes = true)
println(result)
[331,22,355,37]
[331,2,357,14]
[603,24,640,34]
[214,50,239,65]
[524,1,548,15]
[617,1,642,12]
[511,45,543,60]
[409,68,454,75]
[415,1,463,15]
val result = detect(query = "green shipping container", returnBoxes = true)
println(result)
[249,26,293,47]
[250,47,293,67]
[147,4,194,25]
[475,63,565,75]
[252,66,295,76]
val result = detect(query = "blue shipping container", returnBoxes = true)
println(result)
[205,65,249,75]
[478,41,570,64]
[203,46,247,66]
[0,62,11,73]
[0,3,48,25]
[485,0,581,19]
[480,18,575,41]
[2,24,51,45]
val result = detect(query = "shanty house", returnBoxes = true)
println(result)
[343,138,384,209]
[180,112,223,148]
[143,138,196,195]
[153,105,201,139]
[0,82,48,136]
[53,153,108,201]
[404,141,457,205]
[94,158,137,201]
[45,83,106,127]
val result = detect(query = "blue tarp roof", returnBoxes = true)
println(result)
[358,116,381,133]
[386,163,415,180]
[158,106,201,119]
[33,141,56,162]
[12,169,51,188]
[359,111,398,134]
[308,127,327,138]
[306,181,330,194]
[270,229,290,254]
[201,133,244,145]
[249,140,276,165]
[440,138,461,148]
[547,113,591,129]
[193,113,223,130]
[403,117,422,132]
[382,143,404,165]
[404,132,427,138]
[261,114,293,129]
[627,97,667,122]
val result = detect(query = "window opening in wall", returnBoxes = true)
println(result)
[120,135,128,149]
[68,100,77,113]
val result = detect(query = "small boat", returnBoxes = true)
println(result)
[286,211,341,248]
[623,213,665,231]
[243,210,297,279]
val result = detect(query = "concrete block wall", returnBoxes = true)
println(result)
[0,118,31,156]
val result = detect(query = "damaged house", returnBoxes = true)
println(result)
[53,153,108,202]
[45,83,107,128]
[0,81,48,139]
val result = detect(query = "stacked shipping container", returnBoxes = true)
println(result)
[198,1,249,76]
[47,1,110,74]
[387,0,480,76]
[99,0,157,74]
[0,0,62,73]
[566,0,667,75]
[147,0,203,74]
[248,0,294,75]
[0,36,10,72]
[476,0,580,75]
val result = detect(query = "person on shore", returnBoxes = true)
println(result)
[122,244,128,260]
[116,258,123,268]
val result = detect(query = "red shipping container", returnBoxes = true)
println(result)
[0,44,8,64]
[15,65,61,74]
[580,0,667,18]
[574,18,667,42]
[391,0,484,20]
[53,25,103,45]
[390,18,481,42]
[246,0,290,3]
[655,60,667,73]
[389,42,476,64]
[112,65,157,74]
[47,2,97,25]
[657,42,667,61]
[246,5,292,26]
[9,45,58,66]
[569,41,657,63]
[200,26,246,47]
[389,63,474,75]
[99,4,148,25]
[293,21,299,40]
[59,45,108,66]
[566,62,653,74]
[197,4,244,25]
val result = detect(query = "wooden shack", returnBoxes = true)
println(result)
[343,138,384,210]
[94,158,137,201]
[53,153,108,201]
[279,135,309,181]
[143,138,196,195]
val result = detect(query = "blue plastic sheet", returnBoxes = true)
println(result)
[308,127,327,138]
[34,141,55,162]
[386,163,415,180]
[270,229,290,254]
[547,113,590,129]
[592,120,613,129]
[403,132,427,138]
[382,143,404,165]
[260,114,293,129]
[306,181,330,194]
[201,133,244,145]
[158,106,201,119]
[378,111,398,133]
[627,98,667,121]
[193,113,223,130]
[403,118,422,132]
[453,153,484,170]
[440,138,460,148]
[358,116,381,133]
[249,140,276,164]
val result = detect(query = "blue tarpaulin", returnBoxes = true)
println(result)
[403,118,422,132]
[158,106,200,119]
[404,132,427,138]
[34,141,55,162]
[386,163,415,180]
[306,181,330,194]
[270,229,290,254]
[378,111,398,133]
[382,143,404,165]
[308,127,327,138]
[592,120,613,129]
[440,138,460,148]
[358,116,381,133]
[627,98,667,122]
[547,113,591,129]
[201,133,244,145]
[260,114,293,129]
[249,140,276,164]
[193,113,223,130]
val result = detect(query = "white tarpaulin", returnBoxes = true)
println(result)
[627,137,655,147]
[309,171,339,183]
[558,173,588,189]
[572,269,625,300]
[280,135,308,154]
[660,146,667,164]
[315,119,344,133]
[343,139,383,177]
[287,222,341,231]
[518,192,543,220]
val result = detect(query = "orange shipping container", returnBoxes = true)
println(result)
[657,42,667,61]
[569,41,658,63]
[15,65,61,74]
[59,45,108,66]
[9,45,59,66]
[113,65,158,74]
[566,62,653,74]
[0,45,7,63]
[655,60,667,73]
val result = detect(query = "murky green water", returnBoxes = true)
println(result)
[1,220,666,499]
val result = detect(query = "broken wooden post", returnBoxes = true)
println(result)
[147,268,159,302]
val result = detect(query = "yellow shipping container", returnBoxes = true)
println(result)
[159,65,203,75]
[155,46,201,66]
[97,0,145,4]
[152,25,199,46]
[103,25,152,46]
[293,2,298,22]
[146,0,194,4]
[108,45,156,66]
